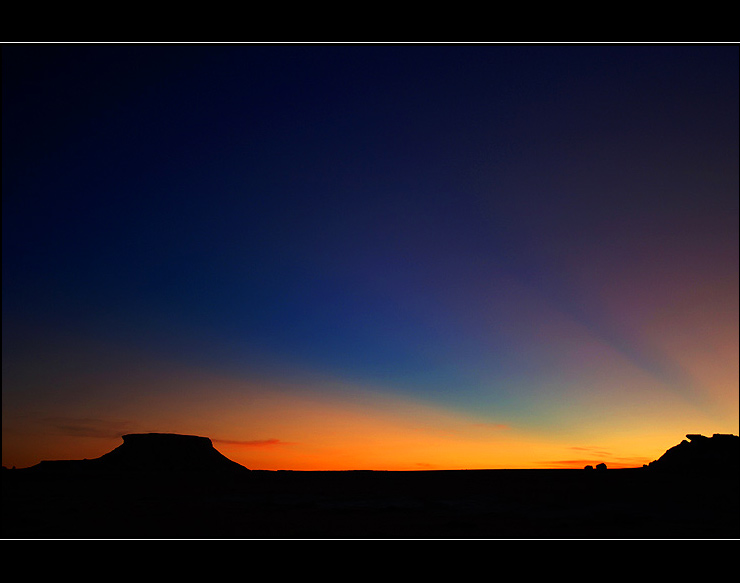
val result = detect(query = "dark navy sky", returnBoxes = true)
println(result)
[3,44,738,469]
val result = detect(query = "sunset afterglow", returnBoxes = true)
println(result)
[3,44,737,472]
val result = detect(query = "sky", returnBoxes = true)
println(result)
[2,43,738,471]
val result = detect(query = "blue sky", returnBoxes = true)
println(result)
[3,44,738,470]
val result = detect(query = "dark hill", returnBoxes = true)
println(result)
[4,432,738,538]
[647,433,739,474]
[30,433,249,474]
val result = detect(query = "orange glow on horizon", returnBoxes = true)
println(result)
[3,353,736,472]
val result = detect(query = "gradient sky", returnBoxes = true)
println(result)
[3,43,738,471]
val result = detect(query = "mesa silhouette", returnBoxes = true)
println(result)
[27,432,250,474]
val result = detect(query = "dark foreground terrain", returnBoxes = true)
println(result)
[3,466,738,538]
[4,432,738,539]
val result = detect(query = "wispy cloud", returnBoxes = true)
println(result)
[568,445,611,457]
[546,459,606,469]
[43,417,134,438]
[213,438,295,448]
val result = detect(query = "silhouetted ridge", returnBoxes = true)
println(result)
[647,433,739,475]
[33,433,249,473]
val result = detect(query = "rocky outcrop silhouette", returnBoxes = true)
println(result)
[31,433,249,474]
[647,433,739,475]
